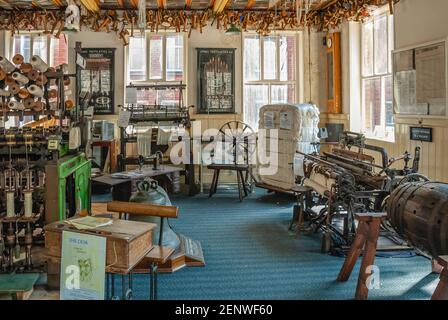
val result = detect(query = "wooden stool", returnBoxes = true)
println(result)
[107,201,179,300]
[336,212,387,300]
[289,186,313,238]
[208,164,250,202]
[432,256,448,300]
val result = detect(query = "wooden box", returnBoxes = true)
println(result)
[44,219,156,273]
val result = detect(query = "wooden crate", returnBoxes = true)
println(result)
[44,219,156,273]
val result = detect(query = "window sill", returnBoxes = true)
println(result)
[364,134,395,144]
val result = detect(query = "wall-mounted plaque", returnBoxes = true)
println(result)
[410,127,433,142]
[197,48,235,114]
[77,48,115,115]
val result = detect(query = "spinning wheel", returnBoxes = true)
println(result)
[216,121,256,165]
[208,121,256,200]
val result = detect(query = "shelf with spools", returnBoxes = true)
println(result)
[0,53,75,125]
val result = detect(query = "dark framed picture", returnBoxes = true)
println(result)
[197,48,235,114]
[76,48,115,115]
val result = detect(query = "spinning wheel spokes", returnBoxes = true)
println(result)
[217,121,256,164]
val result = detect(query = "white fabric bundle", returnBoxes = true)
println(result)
[255,103,320,190]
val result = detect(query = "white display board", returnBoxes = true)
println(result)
[393,41,447,116]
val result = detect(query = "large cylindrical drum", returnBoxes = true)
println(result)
[388,182,448,257]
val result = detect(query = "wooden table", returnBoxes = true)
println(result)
[92,165,184,201]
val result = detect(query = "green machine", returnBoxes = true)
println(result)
[45,152,91,224]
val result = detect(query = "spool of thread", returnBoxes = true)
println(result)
[63,77,71,86]
[27,69,39,81]
[24,97,35,109]
[35,74,48,86]
[12,72,29,85]
[12,54,24,65]
[48,89,58,99]
[1,103,9,112]
[65,89,72,97]
[8,83,20,95]
[30,55,49,72]
[0,68,6,80]
[32,101,44,112]
[19,63,33,73]
[24,191,33,218]
[5,76,15,86]
[8,101,25,111]
[0,88,11,97]
[0,56,16,73]
[28,84,44,97]
[65,99,74,110]
[6,191,15,218]
[18,88,30,99]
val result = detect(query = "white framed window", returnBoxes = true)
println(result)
[243,33,298,130]
[127,33,186,106]
[10,33,68,67]
[361,6,394,141]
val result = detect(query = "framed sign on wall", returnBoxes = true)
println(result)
[76,48,115,115]
[197,48,235,114]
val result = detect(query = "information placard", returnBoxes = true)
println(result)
[60,231,106,300]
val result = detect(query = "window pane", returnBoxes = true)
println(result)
[244,85,268,130]
[33,36,47,62]
[12,35,31,62]
[271,85,295,104]
[50,37,68,67]
[244,35,260,81]
[362,21,374,77]
[136,88,156,105]
[280,36,296,81]
[385,75,394,129]
[263,36,277,80]
[374,15,388,74]
[129,36,146,82]
[149,36,163,80]
[388,15,394,73]
[166,35,184,81]
[363,78,381,133]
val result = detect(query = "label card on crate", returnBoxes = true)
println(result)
[60,231,106,300]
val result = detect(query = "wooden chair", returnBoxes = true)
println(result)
[336,212,387,300]
[107,201,179,300]
[432,256,448,300]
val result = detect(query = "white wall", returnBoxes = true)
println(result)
[395,0,448,49]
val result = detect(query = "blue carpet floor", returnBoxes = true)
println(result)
[94,189,439,300]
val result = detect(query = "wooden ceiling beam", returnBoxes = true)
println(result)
[185,0,193,9]
[129,0,139,8]
[245,0,255,10]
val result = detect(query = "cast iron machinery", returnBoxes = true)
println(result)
[298,131,427,252]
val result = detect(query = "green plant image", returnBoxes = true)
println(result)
[78,258,93,282]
